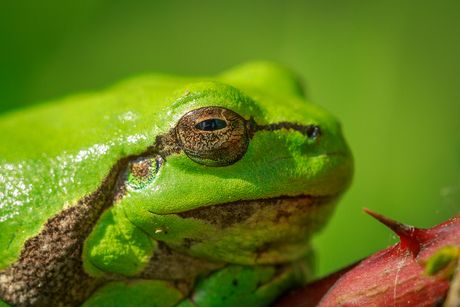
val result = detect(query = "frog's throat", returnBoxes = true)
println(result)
[146,194,338,265]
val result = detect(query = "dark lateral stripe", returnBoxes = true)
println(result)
[252,121,319,137]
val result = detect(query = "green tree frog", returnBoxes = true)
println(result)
[0,62,353,307]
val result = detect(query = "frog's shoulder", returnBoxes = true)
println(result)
[0,74,199,268]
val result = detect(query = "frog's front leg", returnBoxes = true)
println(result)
[176,264,299,307]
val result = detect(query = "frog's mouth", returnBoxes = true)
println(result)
[148,194,337,229]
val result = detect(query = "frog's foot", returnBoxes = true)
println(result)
[175,264,298,307]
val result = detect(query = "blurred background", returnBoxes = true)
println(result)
[1,0,459,277]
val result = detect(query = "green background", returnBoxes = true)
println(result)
[1,1,459,277]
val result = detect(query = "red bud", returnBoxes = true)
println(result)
[317,209,459,307]
[275,210,460,307]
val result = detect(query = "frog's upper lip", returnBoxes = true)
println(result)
[147,194,337,216]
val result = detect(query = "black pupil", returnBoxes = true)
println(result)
[195,118,227,131]
[306,125,321,138]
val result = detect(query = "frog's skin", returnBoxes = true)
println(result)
[0,62,353,307]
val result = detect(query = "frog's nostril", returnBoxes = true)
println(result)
[306,126,321,139]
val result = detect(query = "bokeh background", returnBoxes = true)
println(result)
[1,1,459,277]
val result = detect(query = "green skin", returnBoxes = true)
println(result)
[0,62,353,307]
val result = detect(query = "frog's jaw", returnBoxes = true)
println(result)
[146,194,341,265]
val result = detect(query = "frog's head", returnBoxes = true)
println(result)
[121,62,353,265]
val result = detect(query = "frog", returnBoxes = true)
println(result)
[0,61,353,307]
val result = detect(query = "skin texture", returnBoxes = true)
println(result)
[0,62,353,307]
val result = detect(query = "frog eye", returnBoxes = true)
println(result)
[176,107,249,167]
[126,155,162,190]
